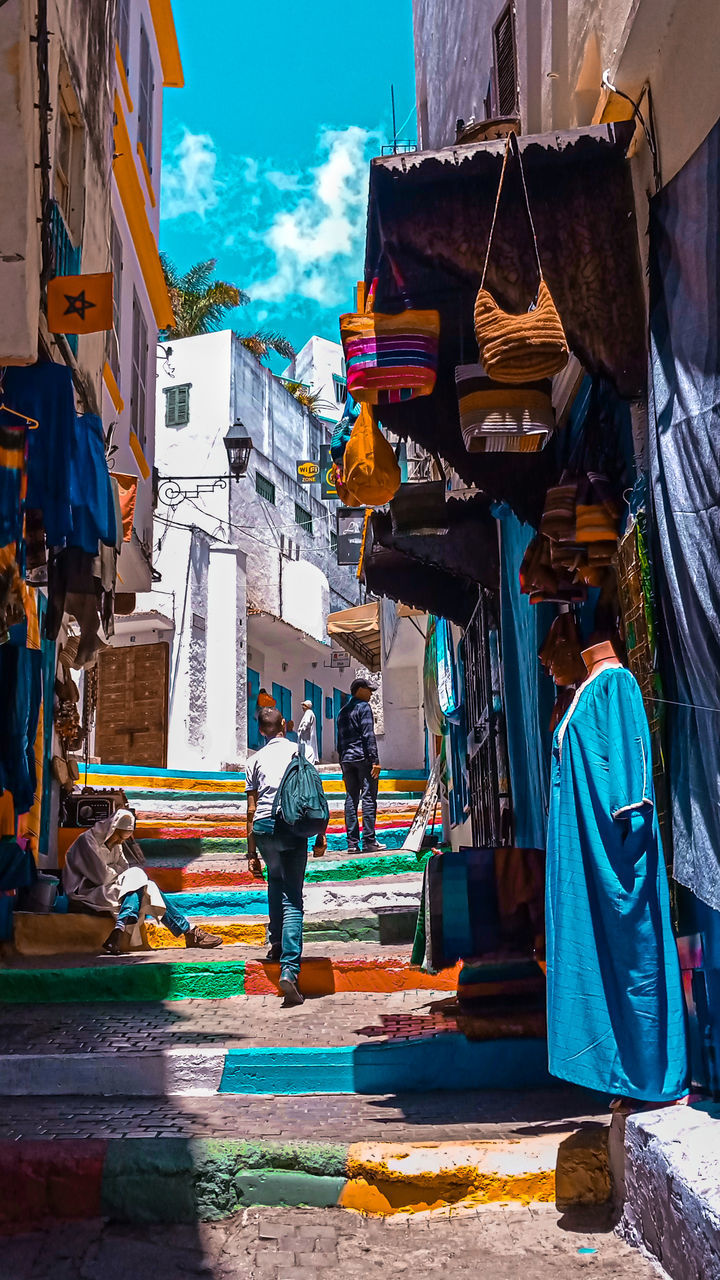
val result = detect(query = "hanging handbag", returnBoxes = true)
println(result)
[473,132,569,383]
[455,364,554,453]
[340,262,440,405]
[341,404,401,507]
[575,471,621,545]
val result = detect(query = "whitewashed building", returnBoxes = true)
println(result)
[140,330,364,770]
[283,335,347,426]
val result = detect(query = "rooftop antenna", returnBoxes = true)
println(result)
[391,83,398,154]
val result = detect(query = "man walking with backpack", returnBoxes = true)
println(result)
[336,678,386,854]
[246,707,328,1006]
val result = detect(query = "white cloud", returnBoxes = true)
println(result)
[251,125,378,307]
[266,170,302,193]
[162,129,221,220]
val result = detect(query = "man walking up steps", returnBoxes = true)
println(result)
[336,678,386,855]
[246,708,308,1006]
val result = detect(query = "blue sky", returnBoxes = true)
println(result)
[160,0,416,367]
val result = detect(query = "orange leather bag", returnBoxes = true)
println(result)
[341,405,401,507]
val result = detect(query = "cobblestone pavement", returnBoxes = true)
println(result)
[2,1204,661,1279]
[0,991,457,1053]
[0,1087,607,1141]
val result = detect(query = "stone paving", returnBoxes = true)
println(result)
[0,1086,607,1141]
[2,1204,661,1278]
[0,990,458,1053]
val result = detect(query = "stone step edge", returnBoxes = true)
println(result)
[0,956,460,1003]
[0,1034,551,1098]
[11,908,419,956]
[0,1130,611,1227]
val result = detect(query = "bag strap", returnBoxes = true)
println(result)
[480,132,543,291]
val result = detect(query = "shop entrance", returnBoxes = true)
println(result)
[95,642,169,768]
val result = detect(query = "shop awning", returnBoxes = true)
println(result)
[362,545,479,628]
[364,122,645,522]
[369,494,499,590]
[326,602,381,672]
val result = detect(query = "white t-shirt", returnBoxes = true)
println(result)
[245,736,298,824]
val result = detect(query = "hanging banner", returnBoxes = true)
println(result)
[336,506,365,565]
[296,460,320,484]
[47,272,113,335]
[319,445,338,500]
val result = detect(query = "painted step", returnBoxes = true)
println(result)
[150,851,430,884]
[0,1032,552,1097]
[0,1129,611,1227]
[0,952,460,1003]
[11,905,419,955]
[83,762,427,790]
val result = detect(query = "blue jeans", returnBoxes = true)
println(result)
[116,888,191,937]
[341,761,378,847]
[255,827,308,980]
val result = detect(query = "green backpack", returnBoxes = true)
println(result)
[272,751,329,838]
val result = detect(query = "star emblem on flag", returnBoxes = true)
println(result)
[63,290,96,320]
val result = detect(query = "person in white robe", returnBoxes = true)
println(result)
[63,809,222,954]
[298,701,319,765]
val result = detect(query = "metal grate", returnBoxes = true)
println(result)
[463,589,512,846]
[493,4,518,117]
[255,472,276,504]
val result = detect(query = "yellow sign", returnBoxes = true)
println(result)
[47,272,114,335]
[296,459,320,483]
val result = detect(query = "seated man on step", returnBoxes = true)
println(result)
[63,810,222,954]
[246,707,309,1006]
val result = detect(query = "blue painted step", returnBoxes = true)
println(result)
[218,1034,551,1095]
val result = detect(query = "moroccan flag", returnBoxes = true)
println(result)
[47,272,113,335]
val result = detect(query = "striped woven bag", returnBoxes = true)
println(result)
[340,268,440,405]
[474,133,569,383]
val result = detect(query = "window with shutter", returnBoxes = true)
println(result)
[109,220,123,380]
[117,0,130,75]
[255,472,276,504]
[131,290,149,450]
[295,502,313,535]
[493,4,518,117]
[138,24,154,172]
[164,383,191,428]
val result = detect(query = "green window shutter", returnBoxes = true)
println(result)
[255,472,276,504]
[164,384,191,428]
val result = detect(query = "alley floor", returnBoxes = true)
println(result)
[4,1204,662,1279]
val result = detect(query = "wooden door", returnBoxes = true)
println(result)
[95,642,169,767]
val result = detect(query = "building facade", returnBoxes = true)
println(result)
[139,330,363,770]
[283,335,348,426]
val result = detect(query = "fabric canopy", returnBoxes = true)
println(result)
[370,494,499,589]
[362,544,479,627]
[327,602,381,672]
[649,115,720,913]
[364,122,645,521]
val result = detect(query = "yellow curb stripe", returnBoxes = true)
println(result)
[340,1140,560,1216]
[143,920,266,949]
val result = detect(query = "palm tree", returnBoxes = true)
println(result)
[160,255,294,363]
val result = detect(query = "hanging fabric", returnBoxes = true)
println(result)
[474,133,569,383]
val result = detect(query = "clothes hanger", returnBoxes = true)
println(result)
[0,400,39,430]
[0,369,39,429]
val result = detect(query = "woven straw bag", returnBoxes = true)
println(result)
[474,133,569,383]
[340,260,440,405]
[455,364,554,453]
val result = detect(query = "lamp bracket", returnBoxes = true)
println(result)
[157,475,229,506]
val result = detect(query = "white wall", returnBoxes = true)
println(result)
[284,335,347,425]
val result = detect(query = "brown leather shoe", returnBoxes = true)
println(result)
[102,927,128,955]
[184,926,222,949]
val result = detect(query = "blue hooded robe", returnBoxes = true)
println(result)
[546,665,688,1101]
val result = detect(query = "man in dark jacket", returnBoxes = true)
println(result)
[336,678,386,854]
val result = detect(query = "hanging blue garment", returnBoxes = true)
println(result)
[69,413,117,553]
[494,504,554,848]
[3,362,75,546]
[546,666,688,1101]
[0,642,43,815]
[436,617,460,720]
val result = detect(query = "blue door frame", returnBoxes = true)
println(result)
[304,679,323,759]
[272,682,292,725]
[333,688,349,752]
[247,667,262,751]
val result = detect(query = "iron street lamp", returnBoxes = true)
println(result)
[156,420,253,505]
[223,419,253,480]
